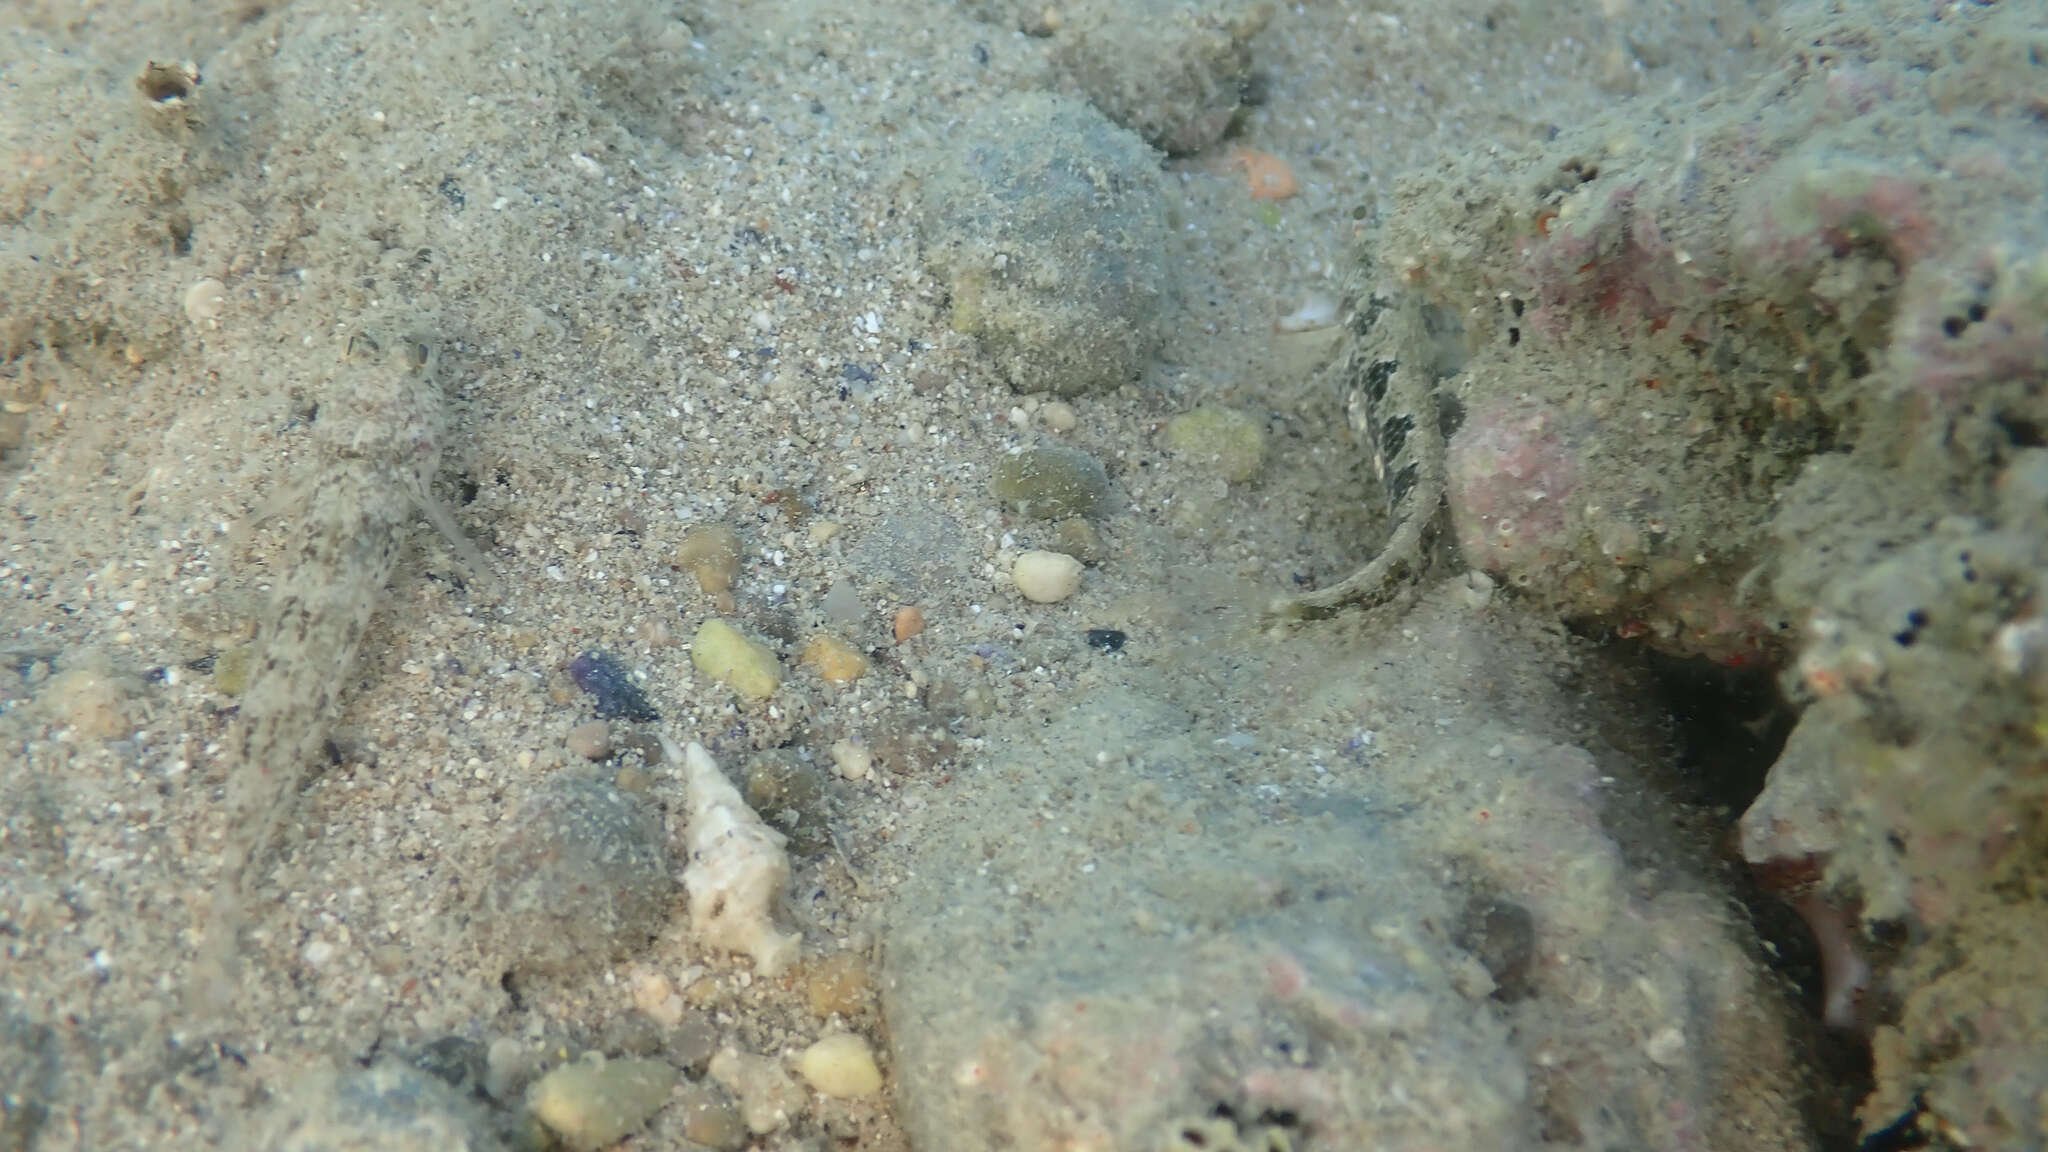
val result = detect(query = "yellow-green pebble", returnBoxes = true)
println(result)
[677,524,742,594]
[794,1034,884,1099]
[692,618,782,700]
[1166,406,1266,484]
[212,644,256,696]
[527,1057,680,1152]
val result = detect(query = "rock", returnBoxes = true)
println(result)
[566,720,612,761]
[41,665,132,740]
[691,618,781,700]
[0,1008,56,1152]
[631,970,684,1027]
[1039,400,1078,432]
[1014,550,1084,603]
[677,525,741,594]
[1165,406,1266,483]
[795,1033,884,1100]
[479,774,672,974]
[800,634,870,684]
[212,644,255,696]
[893,605,926,644]
[821,579,863,625]
[526,1057,679,1152]
[992,446,1112,520]
[1052,0,1271,155]
[1053,517,1104,564]
[411,1036,489,1096]
[184,277,227,327]
[802,951,874,1019]
[743,751,833,856]
[828,738,872,781]
[919,92,1171,396]
[484,1038,534,1104]
[707,1047,807,1136]
[567,651,660,722]
[673,1079,749,1151]
[252,1060,507,1152]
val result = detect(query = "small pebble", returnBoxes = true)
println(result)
[708,1048,807,1136]
[743,753,832,855]
[800,634,870,684]
[1084,628,1126,652]
[992,445,1112,520]
[484,1037,534,1103]
[802,951,873,1019]
[691,619,782,700]
[411,1036,489,1095]
[631,971,683,1027]
[183,277,227,326]
[566,720,612,761]
[212,644,255,696]
[677,525,742,595]
[794,1034,885,1100]
[1040,400,1078,432]
[892,605,926,644]
[828,738,872,781]
[1166,406,1266,484]
[1053,517,1103,564]
[41,666,132,740]
[567,651,660,722]
[1014,550,1084,603]
[821,579,863,624]
[526,1057,679,1152]
[673,1079,749,1151]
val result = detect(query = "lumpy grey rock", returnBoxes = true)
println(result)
[250,1060,508,1152]
[479,774,672,975]
[1052,0,1272,156]
[918,91,1172,397]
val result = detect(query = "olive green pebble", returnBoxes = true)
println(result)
[526,1057,679,1152]
[691,618,782,700]
[478,775,671,975]
[212,644,256,696]
[1053,517,1104,564]
[673,1079,749,1151]
[992,446,1112,520]
[1166,406,1266,484]
[744,750,833,856]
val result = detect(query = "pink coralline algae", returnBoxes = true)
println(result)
[1446,399,1581,585]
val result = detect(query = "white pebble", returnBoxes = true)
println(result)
[566,720,612,760]
[795,1033,884,1099]
[829,738,872,781]
[1039,400,1078,432]
[184,278,227,326]
[1013,550,1083,603]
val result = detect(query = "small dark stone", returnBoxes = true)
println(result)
[1084,629,1127,652]
[568,651,660,722]
[411,1035,487,1094]
[1453,893,1538,1003]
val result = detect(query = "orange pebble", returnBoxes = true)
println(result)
[893,605,926,644]
[1230,147,1298,201]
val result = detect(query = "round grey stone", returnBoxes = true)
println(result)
[479,774,672,974]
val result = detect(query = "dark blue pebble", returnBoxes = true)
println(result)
[567,651,660,722]
[1084,629,1126,652]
